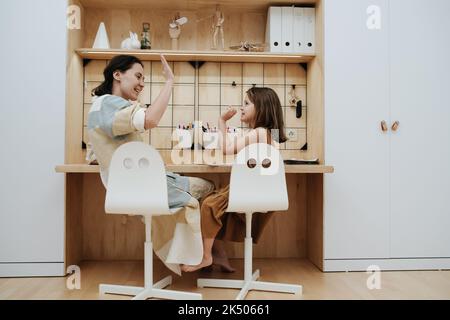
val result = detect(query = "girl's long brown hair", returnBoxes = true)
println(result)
[246,87,288,143]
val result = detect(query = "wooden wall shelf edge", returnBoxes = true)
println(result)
[76,49,315,63]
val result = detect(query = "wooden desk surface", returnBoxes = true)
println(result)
[55,164,334,174]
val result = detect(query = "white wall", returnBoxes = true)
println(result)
[0,0,67,276]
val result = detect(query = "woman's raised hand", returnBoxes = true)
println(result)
[160,54,174,82]
[220,106,237,121]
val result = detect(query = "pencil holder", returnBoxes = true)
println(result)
[227,129,241,145]
[202,132,220,150]
[173,128,193,149]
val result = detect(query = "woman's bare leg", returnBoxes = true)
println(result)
[181,238,214,272]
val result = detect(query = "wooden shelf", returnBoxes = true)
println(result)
[55,164,333,174]
[76,49,315,64]
[79,0,316,11]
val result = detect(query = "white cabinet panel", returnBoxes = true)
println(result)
[0,0,66,274]
[389,0,450,258]
[324,0,390,259]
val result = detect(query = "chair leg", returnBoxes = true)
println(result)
[132,288,202,300]
[99,284,144,297]
[252,281,302,295]
[196,212,302,300]
[99,216,202,300]
[153,275,172,289]
[198,278,245,289]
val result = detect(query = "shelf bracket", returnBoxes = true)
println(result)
[83,59,92,67]
[299,63,308,72]
[188,61,205,69]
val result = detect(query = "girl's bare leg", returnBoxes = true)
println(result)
[211,240,235,272]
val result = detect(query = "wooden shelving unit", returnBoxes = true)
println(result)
[76,48,315,63]
[64,0,328,271]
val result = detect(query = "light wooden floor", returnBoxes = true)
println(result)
[1,259,450,300]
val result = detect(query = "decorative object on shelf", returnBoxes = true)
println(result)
[121,32,141,50]
[229,41,267,52]
[212,5,225,50]
[92,22,110,49]
[169,13,188,50]
[141,22,151,49]
[288,84,300,107]
[196,8,224,49]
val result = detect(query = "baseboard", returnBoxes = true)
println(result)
[0,263,65,277]
[324,258,450,272]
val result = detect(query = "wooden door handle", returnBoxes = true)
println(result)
[391,121,400,131]
[381,120,388,132]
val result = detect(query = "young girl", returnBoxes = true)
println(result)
[181,87,288,272]
[87,54,213,207]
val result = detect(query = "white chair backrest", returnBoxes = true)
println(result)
[105,142,171,216]
[227,143,289,213]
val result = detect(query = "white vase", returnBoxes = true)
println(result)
[92,22,110,49]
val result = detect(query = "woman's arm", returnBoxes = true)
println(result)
[144,55,174,129]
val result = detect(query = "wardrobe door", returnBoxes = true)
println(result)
[390,0,450,257]
[324,0,390,259]
[0,0,66,276]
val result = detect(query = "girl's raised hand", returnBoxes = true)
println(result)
[160,54,174,82]
[220,106,237,121]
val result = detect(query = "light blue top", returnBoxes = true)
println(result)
[87,94,191,208]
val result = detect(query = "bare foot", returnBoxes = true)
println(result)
[212,255,236,273]
[181,255,213,272]
[211,240,235,272]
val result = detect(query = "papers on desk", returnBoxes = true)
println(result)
[284,158,319,165]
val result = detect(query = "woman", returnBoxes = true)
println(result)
[87,54,213,207]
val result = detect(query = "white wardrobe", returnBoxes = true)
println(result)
[0,0,67,276]
[324,0,450,271]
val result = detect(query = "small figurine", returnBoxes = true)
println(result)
[169,13,188,50]
[141,22,151,49]
[229,41,266,52]
[212,5,225,50]
[121,32,141,50]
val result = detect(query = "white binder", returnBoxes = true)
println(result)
[281,6,294,53]
[265,7,282,52]
[303,7,316,54]
[293,7,305,53]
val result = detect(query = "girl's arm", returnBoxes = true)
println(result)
[219,107,268,155]
[144,55,174,129]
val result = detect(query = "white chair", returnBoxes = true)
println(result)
[99,141,202,300]
[197,143,302,300]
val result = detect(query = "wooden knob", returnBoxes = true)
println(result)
[391,121,400,131]
[381,120,388,132]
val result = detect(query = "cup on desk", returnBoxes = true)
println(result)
[227,129,241,146]
[173,128,193,149]
[202,132,220,150]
